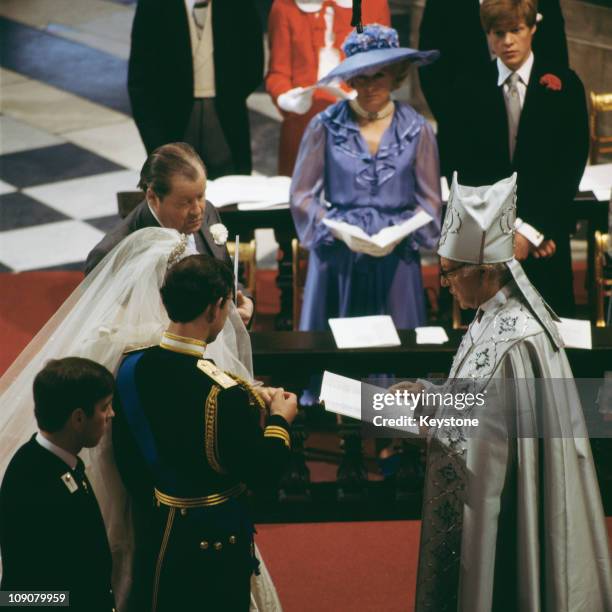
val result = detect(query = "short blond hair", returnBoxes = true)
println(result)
[480,0,538,32]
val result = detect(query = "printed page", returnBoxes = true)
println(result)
[415,326,449,345]
[319,371,362,419]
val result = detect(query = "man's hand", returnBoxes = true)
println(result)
[532,239,556,259]
[514,232,531,261]
[388,381,425,394]
[270,388,298,424]
[236,291,254,325]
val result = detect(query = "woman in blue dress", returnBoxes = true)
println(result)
[290,25,442,332]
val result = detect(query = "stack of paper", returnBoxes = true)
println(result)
[328,315,401,349]
[579,164,612,202]
[207,175,291,209]
[322,210,433,256]
[415,326,449,345]
[555,318,592,350]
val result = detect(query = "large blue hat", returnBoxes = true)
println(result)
[318,24,439,84]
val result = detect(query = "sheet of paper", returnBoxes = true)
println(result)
[207,175,291,208]
[440,176,450,202]
[556,317,592,350]
[328,315,401,349]
[319,371,362,419]
[322,210,433,253]
[236,202,290,211]
[579,164,612,201]
[415,326,449,345]
[320,372,420,434]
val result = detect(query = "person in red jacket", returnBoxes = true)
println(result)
[266,0,390,175]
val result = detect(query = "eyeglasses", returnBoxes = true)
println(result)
[439,263,468,281]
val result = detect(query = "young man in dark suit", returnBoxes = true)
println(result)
[85,142,254,324]
[419,0,568,177]
[113,254,297,611]
[128,0,263,178]
[445,0,588,315]
[0,358,116,612]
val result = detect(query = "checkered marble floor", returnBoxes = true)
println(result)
[0,1,282,272]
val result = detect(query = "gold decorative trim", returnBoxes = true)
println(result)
[264,426,291,448]
[204,385,225,474]
[152,507,175,612]
[226,373,266,414]
[163,331,205,346]
[159,343,204,357]
[154,484,246,509]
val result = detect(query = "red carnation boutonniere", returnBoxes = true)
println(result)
[539,73,562,91]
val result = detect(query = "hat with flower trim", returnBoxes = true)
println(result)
[318,24,439,84]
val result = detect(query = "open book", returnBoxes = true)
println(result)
[322,210,433,256]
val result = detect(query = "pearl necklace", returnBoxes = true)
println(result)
[349,99,395,121]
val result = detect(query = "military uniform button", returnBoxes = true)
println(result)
[180,508,188,516]
[229,535,237,544]
[199,540,209,550]
[214,541,223,551]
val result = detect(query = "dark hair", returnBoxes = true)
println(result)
[160,255,234,323]
[480,0,538,32]
[138,142,206,199]
[33,357,114,432]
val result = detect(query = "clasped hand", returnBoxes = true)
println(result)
[514,233,556,261]
[257,386,298,424]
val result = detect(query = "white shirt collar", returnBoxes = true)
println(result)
[497,51,534,87]
[35,432,78,470]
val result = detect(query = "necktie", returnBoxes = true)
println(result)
[505,72,521,161]
[192,0,210,39]
[73,457,89,494]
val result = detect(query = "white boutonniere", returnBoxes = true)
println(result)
[209,223,229,246]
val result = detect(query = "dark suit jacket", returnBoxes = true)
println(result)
[128,0,263,174]
[85,199,232,274]
[0,437,114,612]
[446,57,588,314]
[418,0,568,175]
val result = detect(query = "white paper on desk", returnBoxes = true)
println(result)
[322,210,433,253]
[237,201,290,211]
[579,164,612,201]
[329,315,401,349]
[319,371,362,419]
[556,317,592,350]
[415,326,449,345]
[207,175,291,208]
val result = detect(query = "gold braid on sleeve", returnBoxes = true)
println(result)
[204,384,225,474]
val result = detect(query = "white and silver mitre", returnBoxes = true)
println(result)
[437,172,517,264]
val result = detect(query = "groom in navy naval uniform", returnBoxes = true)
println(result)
[446,0,588,316]
[85,142,254,324]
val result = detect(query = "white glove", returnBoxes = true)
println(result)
[277,87,314,115]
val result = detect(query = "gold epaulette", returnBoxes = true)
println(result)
[196,359,238,389]
[123,343,156,354]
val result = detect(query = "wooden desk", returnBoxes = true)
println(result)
[251,327,612,388]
